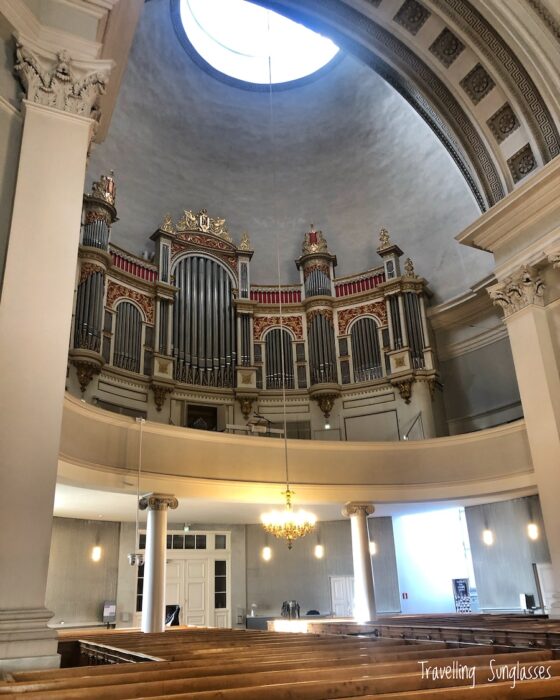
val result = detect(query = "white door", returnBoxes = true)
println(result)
[184,559,208,626]
[165,560,183,608]
[330,576,354,617]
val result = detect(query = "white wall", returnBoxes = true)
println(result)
[393,508,473,614]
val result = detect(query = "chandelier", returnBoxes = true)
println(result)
[261,488,317,549]
[259,33,317,548]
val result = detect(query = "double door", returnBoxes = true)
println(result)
[165,556,230,628]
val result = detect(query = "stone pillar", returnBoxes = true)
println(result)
[489,265,560,616]
[342,502,376,622]
[0,41,110,670]
[139,494,178,633]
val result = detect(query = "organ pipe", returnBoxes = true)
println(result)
[172,255,236,387]
[113,301,142,373]
[74,270,105,352]
[309,313,337,385]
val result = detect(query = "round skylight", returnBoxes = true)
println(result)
[179,0,339,86]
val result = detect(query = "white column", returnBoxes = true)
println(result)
[342,502,376,622]
[140,494,178,633]
[489,266,560,617]
[0,43,110,670]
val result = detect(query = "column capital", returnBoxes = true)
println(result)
[342,502,375,518]
[139,493,178,511]
[487,265,544,318]
[14,37,113,122]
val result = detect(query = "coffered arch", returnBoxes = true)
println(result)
[256,0,560,211]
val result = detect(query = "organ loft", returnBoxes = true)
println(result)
[68,173,440,440]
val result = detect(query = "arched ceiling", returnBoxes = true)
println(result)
[254,0,560,210]
[89,0,560,303]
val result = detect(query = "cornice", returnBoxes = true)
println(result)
[438,324,508,361]
[428,275,497,329]
[456,156,560,274]
[2,2,104,59]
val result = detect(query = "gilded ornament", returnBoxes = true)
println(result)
[151,383,173,411]
[160,214,175,234]
[302,225,329,254]
[404,258,416,277]
[239,232,251,251]
[91,171,116,206]
[378,227,391,249]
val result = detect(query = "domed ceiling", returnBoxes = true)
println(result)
[88,0,496,302]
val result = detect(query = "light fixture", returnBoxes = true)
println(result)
[259,53,316,550]
[324,421,331,430]
[261,489,317,549]
[369,541,377,555]
[527,522,539,540]
[314,544,325,559]
[262,546,272,561]
[91,545,102,562]
[482,528,494,546]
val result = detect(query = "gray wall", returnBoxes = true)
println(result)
[440,337,522,434]
[46,517,120,625]
[246,517,400,616]
[88,0,487,304]
[465,496,550,611]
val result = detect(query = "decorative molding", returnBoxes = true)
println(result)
[438,324,509,361]
[237,395,257,418]
[306,308,334,324]
[460,63,495,105]
[72,358,102,393]
[138,493,178,511]
[253,315,303,340]
[151,383,174,411]
[428,0,560,161]
[313,392,339,420]
[14,39,110,121]
[526,0,560,42]
[507,143,537,183]
[393,378,414,403]
[259,0,502,209]
[487,103,520,144]
[106,281,154,324]
[337,302,387,334]
[429,27,465,67]
[79,261,104,283]
[393,0,431,35]
[488,266,544,318]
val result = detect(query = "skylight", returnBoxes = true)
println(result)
[179,0,339,86]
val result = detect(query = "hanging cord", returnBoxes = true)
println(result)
[135,417,144,550]
[266,12,290,495]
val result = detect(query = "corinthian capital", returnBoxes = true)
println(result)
[14,38,112,121]
[487,266,544,318]
[139,493,179,511]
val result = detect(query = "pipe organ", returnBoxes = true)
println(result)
[68,173,439,433]
[172,255,236,388]
[265,328,294,389]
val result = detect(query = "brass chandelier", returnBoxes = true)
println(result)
[259,24,317,548]
[261,488,317,549]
